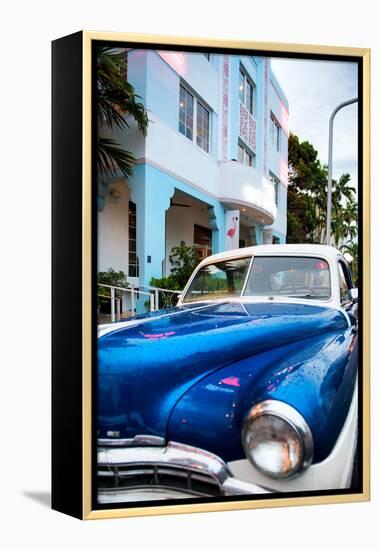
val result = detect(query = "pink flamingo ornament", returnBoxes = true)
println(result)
[227,216,238,239]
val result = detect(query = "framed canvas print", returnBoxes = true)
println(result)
[52,31,370,520]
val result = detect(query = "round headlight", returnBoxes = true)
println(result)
[242,400,313,479]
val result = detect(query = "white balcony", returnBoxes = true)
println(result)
[219,160,277,225]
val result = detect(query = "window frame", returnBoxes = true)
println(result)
[128,201,139,278]
[269,171,280,206]
[179,81,211,154]
[270,112,282,152]
[238,140,256,167]
[239,65,256,116]
[179,84,194,141]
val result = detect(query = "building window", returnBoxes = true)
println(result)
[196,102,210,152]
[238,142,255,167]
[270,112,281,152]
[239,67,255,115]
[179,84,194,140]
[239,69,245,103]
[270,172,280,206]
[179,83,210,153]
[128,201,139,278]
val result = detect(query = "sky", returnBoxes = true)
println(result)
[270,57,359,193]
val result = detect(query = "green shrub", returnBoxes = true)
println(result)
[97,268,128,310]
[150,245,199,309]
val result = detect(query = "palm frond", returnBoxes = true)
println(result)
[96,47,149,183]
[97,138,136,179]
[97,47,149,135]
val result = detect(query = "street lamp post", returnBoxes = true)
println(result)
[326,97,358,245]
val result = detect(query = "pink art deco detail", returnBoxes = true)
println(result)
[222,57,229,160]
[239,103,256,153]
[263,59,269,176]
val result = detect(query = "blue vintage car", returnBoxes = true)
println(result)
[97,244,359,503]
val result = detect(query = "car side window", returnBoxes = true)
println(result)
[338,261,351,305]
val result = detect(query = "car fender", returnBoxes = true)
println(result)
[167,328,357,463]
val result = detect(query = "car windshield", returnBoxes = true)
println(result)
[243,256,331,300]
[183,257,251,303]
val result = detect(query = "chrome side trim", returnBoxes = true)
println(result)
[242,399,314,476]
[98,434,166,447]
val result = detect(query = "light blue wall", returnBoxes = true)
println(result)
[132,51,219,159]
[125,50,288,291]
[129,164,174,288]
[272,229,286,244]
[127,50,148,105]
[129,163,226,289]
[267,181,288,239]
[276,183,288,238]
[269,68,289,111]
[255,224,264,245]
[145,51,179,131]
[210,112,218,158]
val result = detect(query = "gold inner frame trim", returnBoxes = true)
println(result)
[81,30,370,520]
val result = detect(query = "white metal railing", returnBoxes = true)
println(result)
[98,283,182,323]
[98,283,154,323]
[136,283,181,312]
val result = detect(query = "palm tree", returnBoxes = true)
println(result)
[333,173,355,205]
[343,200,358,242]
[318,173,357,246]
[340,240,358,285]
[97,47,149,194]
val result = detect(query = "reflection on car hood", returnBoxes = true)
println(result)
[97,301,348,439]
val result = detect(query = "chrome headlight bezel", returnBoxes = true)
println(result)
[241,400,314,479]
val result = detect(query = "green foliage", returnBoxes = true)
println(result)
[169,245,199,289]
[97,138,136,179]
[287,133,358,249]
[149,276,181,309]
[97,47,149,183]
[150,245,199,308]
[97,268,128,308]
[340,241,359,285]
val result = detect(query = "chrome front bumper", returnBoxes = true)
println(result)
[97,440,268,503]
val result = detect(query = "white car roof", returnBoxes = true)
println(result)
[197,244,342,269]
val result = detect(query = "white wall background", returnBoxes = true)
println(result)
[98,182,130,273]
[0,1,377,548]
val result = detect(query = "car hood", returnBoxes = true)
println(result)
[97,301,348,439]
